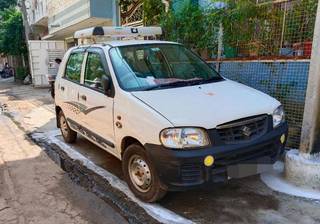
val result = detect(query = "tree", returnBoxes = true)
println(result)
[161,3,217,51]
[143,0,165,25]
[0,8,27,56]
[0,0,17,11]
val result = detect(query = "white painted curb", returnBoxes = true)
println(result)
[261,161,320,200]
[285,149,320,191]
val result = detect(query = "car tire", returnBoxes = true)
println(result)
[122,144,167,203]
[58,111,77,143]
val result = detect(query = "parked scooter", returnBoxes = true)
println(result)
[0,63,14,79]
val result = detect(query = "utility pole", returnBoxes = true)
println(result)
[300,1,320,154]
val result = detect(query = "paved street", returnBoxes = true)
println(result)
[0,78,127,224]
[1,78,320,224]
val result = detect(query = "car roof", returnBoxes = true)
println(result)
[106,40,180,47]
[73,40,181,50]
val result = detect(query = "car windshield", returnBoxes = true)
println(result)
[109,44,223,91]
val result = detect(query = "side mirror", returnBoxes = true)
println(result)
[101,75,112,96]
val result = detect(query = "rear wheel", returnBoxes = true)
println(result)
[122,144,167,202]
[58,111,77,143]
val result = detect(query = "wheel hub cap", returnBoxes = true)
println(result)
[129,155,152,192]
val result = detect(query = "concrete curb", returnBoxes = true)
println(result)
[261,161,320,200]
[285,149,320,191]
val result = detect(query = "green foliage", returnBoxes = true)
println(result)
[16,66,28,80]
[214,1,277,46]
[208,0,284,56]
[0,7,27,56]
[160,3,218,50]
[143,0,165,25]
[285,0,318,43]
[160,0,283,55]
[0,0,17,11]
[216,0,259,45]
[151,0,316,57]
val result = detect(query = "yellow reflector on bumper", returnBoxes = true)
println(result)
[280,134,286,144]
[204,155,215,167]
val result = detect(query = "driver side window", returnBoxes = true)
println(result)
[84,53,107,91]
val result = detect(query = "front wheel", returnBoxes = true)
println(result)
[58,111,77,143]
[122,144,167,202]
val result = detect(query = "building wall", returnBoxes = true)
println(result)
[48,0,78,17]
[48,0,91,35]
[47,0,116,39]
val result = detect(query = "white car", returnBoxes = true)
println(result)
[55,27,288,202]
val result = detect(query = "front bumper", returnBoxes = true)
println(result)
[145,122,288,191]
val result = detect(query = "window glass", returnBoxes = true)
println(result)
[84,53,107,91]
[65,53,84,82]
[109,44,222,91]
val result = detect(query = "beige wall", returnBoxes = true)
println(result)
[48,0,78,17]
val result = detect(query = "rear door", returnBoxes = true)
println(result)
[78,48,116,153]
[59,49,86,124]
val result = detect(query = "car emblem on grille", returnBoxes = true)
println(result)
[241,126,252,137]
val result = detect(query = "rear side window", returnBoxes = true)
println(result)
[84,53,108,91]
[65,52,84,82]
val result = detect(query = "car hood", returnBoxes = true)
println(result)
[131,80,280,129]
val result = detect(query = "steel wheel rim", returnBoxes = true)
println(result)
[128,155,152,193]
[60,115,69,137]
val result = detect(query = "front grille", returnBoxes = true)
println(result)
[215,143,278,166]
[216,115,269,144]
[180,163,202,183]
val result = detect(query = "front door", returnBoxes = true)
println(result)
[78,48,115,153]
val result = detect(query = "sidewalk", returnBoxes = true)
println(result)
[0,81,127,224]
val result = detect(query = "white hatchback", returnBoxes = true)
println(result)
[55,27,288,202]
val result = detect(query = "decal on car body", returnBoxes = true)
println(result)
[64,101,105,115]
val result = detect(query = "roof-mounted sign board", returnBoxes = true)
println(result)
[74,26,163,39]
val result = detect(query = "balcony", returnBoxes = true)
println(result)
[47,0,118,40]
[29,0,48,27]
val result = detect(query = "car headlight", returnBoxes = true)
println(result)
[160,128,210,149]
[273,105,285,128]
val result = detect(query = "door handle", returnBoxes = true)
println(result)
[61,86,65,91]
[81,95,87,101]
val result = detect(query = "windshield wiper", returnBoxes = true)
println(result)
[143,77,224,91]
[196,76,224,84]
[144,80,199,91]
